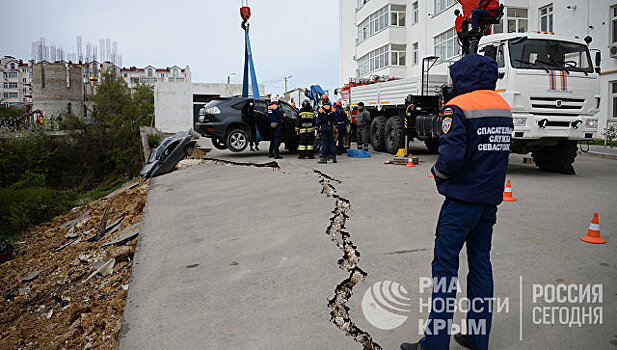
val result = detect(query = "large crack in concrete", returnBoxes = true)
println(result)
[202,157,280,169]
[314,170,382,350]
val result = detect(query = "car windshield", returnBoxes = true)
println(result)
[508,38,593,73]
[148,139,171,163]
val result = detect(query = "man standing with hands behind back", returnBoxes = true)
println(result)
[401,53,514,350]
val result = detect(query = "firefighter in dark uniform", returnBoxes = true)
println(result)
[296,100,316,159]
[316,95,337,164]
[268,98,284,159]
[401,54,514,350]
[334,100,349,155]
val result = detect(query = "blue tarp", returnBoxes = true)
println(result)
[346,149,371,158]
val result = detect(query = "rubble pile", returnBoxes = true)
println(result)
[0,180,150,350]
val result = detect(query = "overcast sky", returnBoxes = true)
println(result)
[0,0,340,96]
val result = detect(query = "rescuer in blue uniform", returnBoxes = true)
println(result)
[316,95,337,164]
[334,100,349,155]
[268,99,284,159]
[401,54,514,350]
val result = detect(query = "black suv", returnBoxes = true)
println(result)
[195,96,299,152]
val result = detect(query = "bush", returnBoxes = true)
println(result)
[148,135,161,148]
[0,70,154,240]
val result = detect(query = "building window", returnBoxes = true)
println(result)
[8,83,18,89]
[10,63,16,70]
[612,6,617,43]
[434,28,460,60]
[358,6,389,43]
[434,0,456,15]
[611,81,617,119]
[357,5,405,43]
[539,4,553,32]
[147,69,154,77]
[357,0,369,10]
[130,77,140,85]
[412,42,419,65]
[391,5,406,27]
[357,44,406,76]
[412,2,419,24]
[391,44,407,66]
[493,8,528,34]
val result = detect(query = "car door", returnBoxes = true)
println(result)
[253,99,272,141]
[158,140,183,175]
[278,102,299,141]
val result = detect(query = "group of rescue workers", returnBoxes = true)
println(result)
[266,95,372,164]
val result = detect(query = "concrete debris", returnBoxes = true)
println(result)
[101,223,140,247]
[95,208,110,241]
[105,214,126,233]
[22,270,42,283]
[103,182,140,201]
[58,211,90,229]
[0,179,149,350]
[64,225,78,239]
[54,237,81,253]
[176,159,205,170]
[314,170,382,350]
[84,258,116,283]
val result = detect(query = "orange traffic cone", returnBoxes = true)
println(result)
[503,180,516,202]
[429,162,435,178]
[581,213,606,244]
[406,154,416,168]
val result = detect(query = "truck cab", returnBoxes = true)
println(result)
[479,33,600,154]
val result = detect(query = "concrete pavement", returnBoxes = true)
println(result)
[120,140,617,349]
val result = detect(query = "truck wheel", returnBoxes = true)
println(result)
[0,238,13,263]
[226,129,249,152]
[370,116,388,152]
[425,138,440,153]
[384,117,405,155]
[532,140,578,175]
[212,139,227,150]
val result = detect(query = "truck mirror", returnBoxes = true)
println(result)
[498,72,506,79]
[595,52,602,74]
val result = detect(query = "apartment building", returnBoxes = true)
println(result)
[121,65,191,90]
[1,56,32,107]
[339,0,617,133]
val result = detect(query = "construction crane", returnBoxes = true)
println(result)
[240,0,260,99]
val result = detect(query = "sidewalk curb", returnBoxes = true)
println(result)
[578,151,617,160]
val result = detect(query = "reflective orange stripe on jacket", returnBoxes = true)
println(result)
[447,90,512,119]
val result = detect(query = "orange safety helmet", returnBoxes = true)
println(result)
[321,95,329,103]
[335,100,342,106]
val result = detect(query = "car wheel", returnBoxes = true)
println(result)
[184,144,195,157]
[212,139,227,150]
[226,129,249,152]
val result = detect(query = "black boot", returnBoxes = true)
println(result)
[268,153,274,158]
[332,156,337,163]
[400,343,422,350]
[317,156,327,164]
[307,153,315,159]
[298,152,305,159]
[255,144,260,151]
[454,334,480,350]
